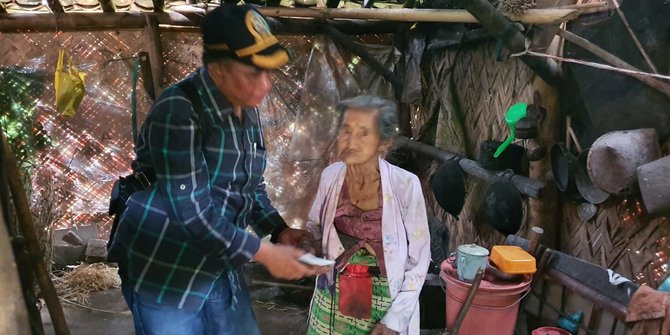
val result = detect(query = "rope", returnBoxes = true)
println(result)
[131,57,141,144]
[511,49,670,81]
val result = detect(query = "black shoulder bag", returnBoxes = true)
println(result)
[107,80,208,249]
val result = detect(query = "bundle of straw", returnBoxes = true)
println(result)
[53,263,121,305]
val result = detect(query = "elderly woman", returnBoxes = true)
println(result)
[306,96,430,335]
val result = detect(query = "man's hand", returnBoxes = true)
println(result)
[277,228,316,254]
[370,323,399,335]
[254,241,322,280]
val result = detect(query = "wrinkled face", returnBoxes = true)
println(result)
[337,108,390,166]
[212,60,273,107]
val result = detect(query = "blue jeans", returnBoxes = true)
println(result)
[120,268,260,335]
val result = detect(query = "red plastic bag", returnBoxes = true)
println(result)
[338,265,372,319]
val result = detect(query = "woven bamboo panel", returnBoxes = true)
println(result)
[421,41,536,253]
[562,199,670,288]
[0,31,152,238]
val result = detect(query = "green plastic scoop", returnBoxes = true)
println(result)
[493,102,528,158]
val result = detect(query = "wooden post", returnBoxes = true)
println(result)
[0,132,70,335]
[527,76,560,248]
[100,0,117,13]
[452,0,562,86]
[527,226,544,256]
[152,0,164,13]
[47,0,65,13]
[144,15,164,98]
[0,140,30,335]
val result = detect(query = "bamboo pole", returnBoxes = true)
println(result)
[99,0,117,13]
[257,7,580,24]
[0,132,69,335]
[0,12,402,34]
[557,29,670,100]
[610,0,657,74]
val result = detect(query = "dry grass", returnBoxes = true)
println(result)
[53,263,121,305]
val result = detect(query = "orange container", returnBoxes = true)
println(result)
[490,245,537,274]
[441,259,531,335]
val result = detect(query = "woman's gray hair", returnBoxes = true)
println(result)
[336,95,399,141]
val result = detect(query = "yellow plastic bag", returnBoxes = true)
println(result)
[55,48,86,117]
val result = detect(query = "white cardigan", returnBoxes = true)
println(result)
[306,158,431,334]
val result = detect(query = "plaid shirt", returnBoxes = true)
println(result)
[109,67,286,310]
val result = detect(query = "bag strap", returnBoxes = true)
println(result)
[177,80,210,139]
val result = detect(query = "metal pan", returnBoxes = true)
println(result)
[575,150,609,204]
[430,160,467,220]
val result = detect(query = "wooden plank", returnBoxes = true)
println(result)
[144,14,164,98]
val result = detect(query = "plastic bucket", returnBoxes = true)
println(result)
[532,327,571,335]
[441,259,531,335]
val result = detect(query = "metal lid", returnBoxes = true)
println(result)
[457,244,489,256]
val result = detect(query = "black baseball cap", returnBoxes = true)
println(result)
[201,4,289,69]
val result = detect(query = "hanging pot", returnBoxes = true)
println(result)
[575,150,609,204]
[588,128,661,195]
[550,142,584,201]
[430,160,467,220]
[550,142,575,192]
[637,155,670,216]
[478,179,523,236]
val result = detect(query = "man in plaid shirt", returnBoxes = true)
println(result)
[108,5,326,334]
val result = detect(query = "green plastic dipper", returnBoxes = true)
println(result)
[493,102,528,158]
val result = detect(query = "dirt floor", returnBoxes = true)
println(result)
[41,284,312,335]
[40,263,446,334]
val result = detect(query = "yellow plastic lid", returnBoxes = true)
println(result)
[490,245,537,274]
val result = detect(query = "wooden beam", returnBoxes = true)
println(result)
[452,0,562,86]
[144,14,164,98]
[395,136,545,198]
[257,7,580,24]
[99,0,117,13]
[557,29,670,100]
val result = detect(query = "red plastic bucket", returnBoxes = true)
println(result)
[532,327,571,335]
[441,259,531,335]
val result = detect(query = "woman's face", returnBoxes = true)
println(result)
[337,108,389,166]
